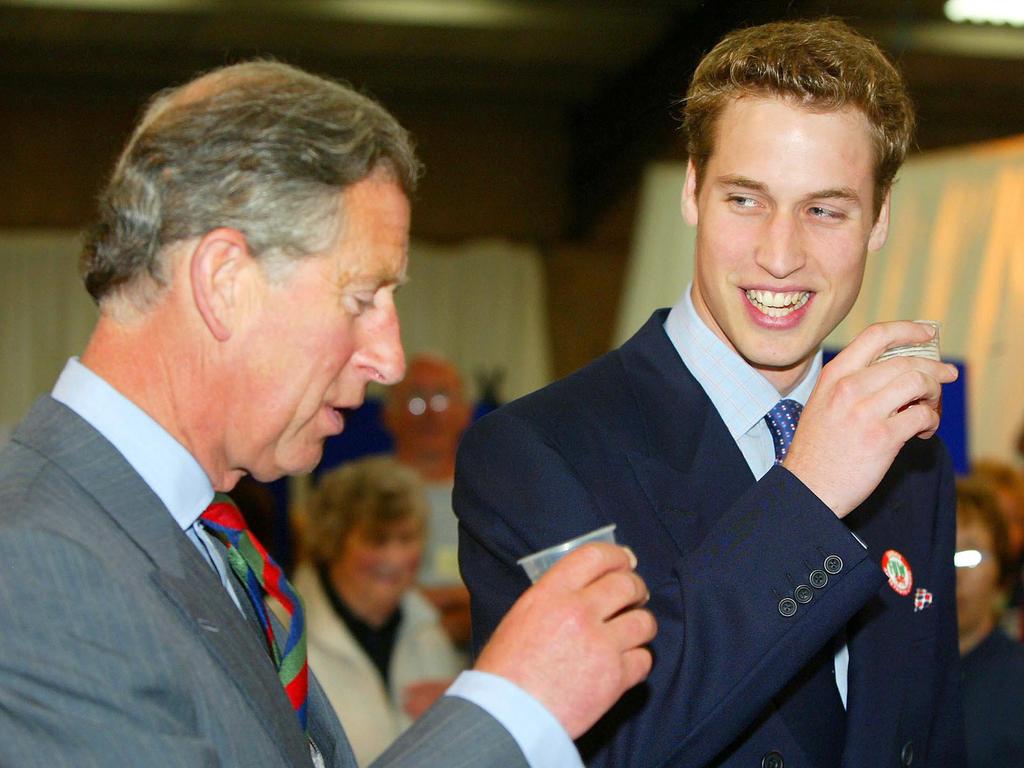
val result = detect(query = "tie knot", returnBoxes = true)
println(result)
[201,493,248,535]
[765,399,803,464]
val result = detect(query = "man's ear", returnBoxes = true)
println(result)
[682,158,700,227]
[189,228,253,342]
[868,189,891,253]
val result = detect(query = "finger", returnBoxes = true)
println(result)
[871,368,945,417]
[580,569,649,620]
[860,354,957,390]
[814,357,955,415]
[605,606,658,651]
[826,321,939,374]
[889,401,941,442]
[620,646,655,691]
[538,541,633,593]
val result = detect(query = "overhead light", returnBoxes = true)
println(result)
[944,0,1024,26]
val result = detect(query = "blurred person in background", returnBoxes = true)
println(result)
[955,477,1024,767]
[972,458,1024,639]
[383,354,473,648]
[296,455,463,766]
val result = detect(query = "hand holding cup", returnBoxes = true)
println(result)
[783,320,958,519]
[474,540,655,739]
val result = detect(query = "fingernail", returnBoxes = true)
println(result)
[624,546,638,569]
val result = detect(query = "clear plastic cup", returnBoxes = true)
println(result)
[517,524,618,583]
[876,319,941,362]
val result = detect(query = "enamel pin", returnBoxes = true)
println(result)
[881,549,913,596]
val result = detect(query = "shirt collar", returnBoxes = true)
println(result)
[51,358,214,531]
[663,284,822,440]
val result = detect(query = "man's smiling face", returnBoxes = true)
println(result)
[684,95,890,394]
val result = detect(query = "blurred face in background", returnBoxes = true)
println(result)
[332,515,424,625]
[385,357,471,461]
[956,514,1002,647]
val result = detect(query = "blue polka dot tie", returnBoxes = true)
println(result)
[764,399,803,464]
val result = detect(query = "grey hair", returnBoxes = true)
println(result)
[82,60,421,310]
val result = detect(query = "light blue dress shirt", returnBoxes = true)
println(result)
[51,358,580,768]
[663,286,853,708]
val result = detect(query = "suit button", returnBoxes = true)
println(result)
[809,569,828,588]
[794,584,813,604]
[900,740,913,766]
[778,597,798,617]
[823,554,843,574]
[761,750,784,768]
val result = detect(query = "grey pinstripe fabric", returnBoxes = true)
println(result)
[0,396,527,768]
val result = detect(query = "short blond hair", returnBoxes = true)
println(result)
[683,18,914,218]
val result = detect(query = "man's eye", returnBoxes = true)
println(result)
[344,292,376,314]
[809,206,844,220]
[728,195,758,208]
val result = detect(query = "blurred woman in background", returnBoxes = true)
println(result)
[296,455,463,767]
[955,477,1024,768]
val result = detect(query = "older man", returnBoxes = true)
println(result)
[0,62,654,768]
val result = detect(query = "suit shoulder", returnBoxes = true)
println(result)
[485,346,632,428]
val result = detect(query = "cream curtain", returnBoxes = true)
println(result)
[616,137,1024,464]
[0,231,97,433]
[397,238,552,402]
[0,234,552,436]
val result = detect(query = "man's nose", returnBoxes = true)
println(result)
[755,212,806,278]
[356,302,406,385]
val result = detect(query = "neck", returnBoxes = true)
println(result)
[329,562,397,629]
[758,357,814,397]
[959,616,995,656]
[81,305,237,492]
[394,446,456,482]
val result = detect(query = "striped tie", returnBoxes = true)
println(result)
[201,493,308,731]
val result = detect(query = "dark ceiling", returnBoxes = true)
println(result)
[3,0,1024,237]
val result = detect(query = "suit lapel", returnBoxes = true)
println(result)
[17,397,312,768]
[618,311,756,559]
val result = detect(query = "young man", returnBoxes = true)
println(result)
[456,19,964,767]
[0,62,655,767]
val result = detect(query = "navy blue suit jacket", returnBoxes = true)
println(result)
[454,310,965,767]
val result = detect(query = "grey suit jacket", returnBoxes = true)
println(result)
[0,396,527,768]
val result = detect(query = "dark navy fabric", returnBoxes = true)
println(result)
[456,310,965,768]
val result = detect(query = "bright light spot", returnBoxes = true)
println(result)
[945,0,1024,26]
[954,549,983,568]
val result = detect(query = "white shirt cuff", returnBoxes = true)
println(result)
[445,670,582,768]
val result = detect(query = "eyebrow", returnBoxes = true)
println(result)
[717,175,862,205]
[340,262,410,291]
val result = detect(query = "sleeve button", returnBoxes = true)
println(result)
[824,554,843,574]
[809,569,828,588]
[794,584,813,604]
[778,597,798,617]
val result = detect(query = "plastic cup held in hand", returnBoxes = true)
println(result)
[517,524,618,583]
[876,320,941,362]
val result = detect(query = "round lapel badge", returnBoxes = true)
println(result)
[881,549,913,596]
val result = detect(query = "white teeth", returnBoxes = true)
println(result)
[745,290,810,317]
